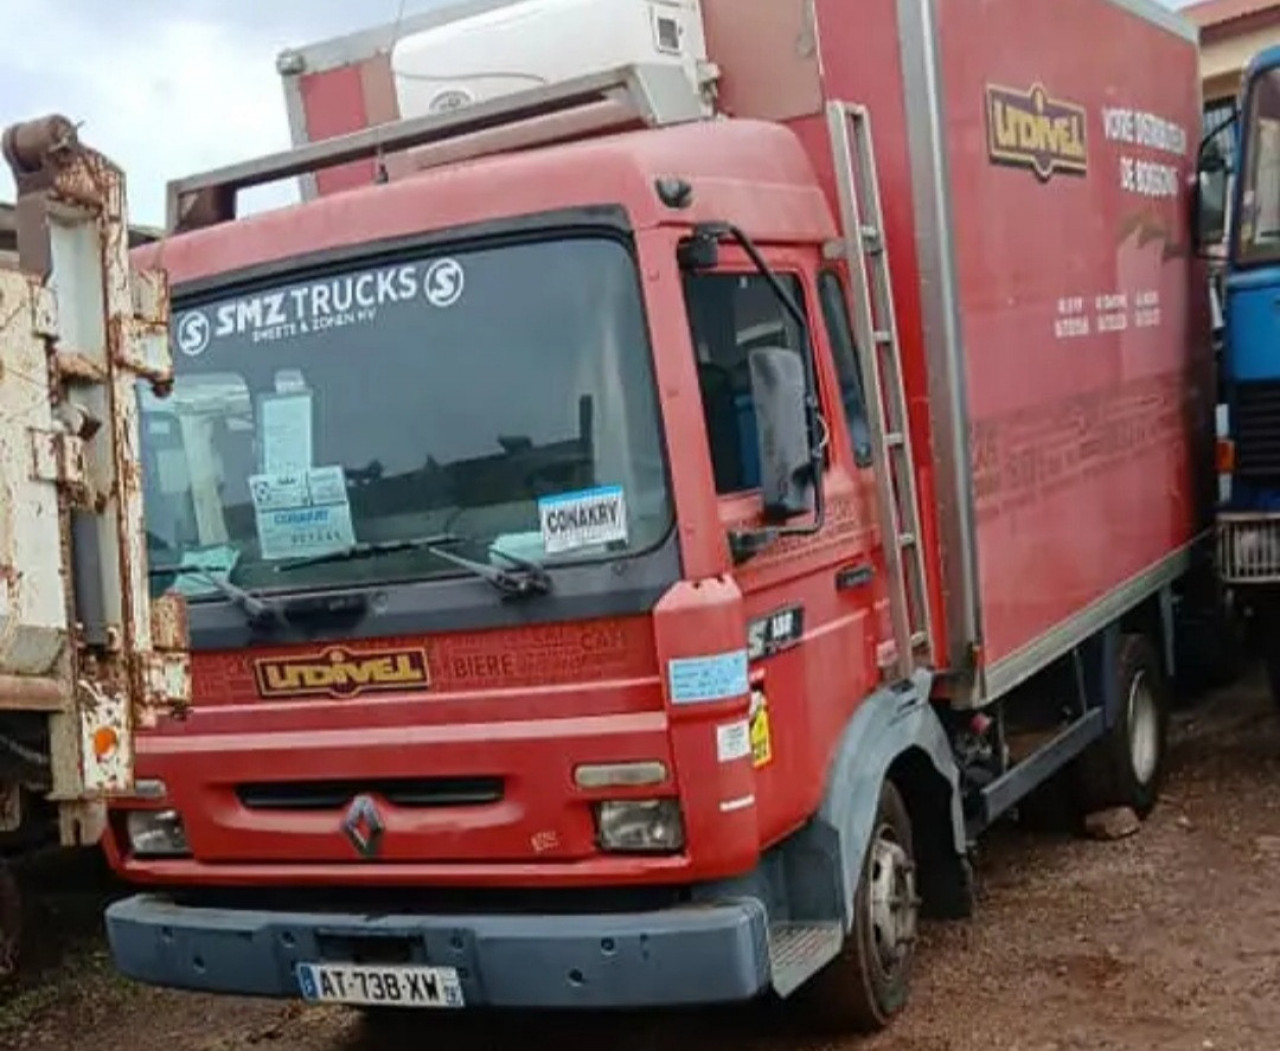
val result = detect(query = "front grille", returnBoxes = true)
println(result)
[236,777,503,812]
[1234,381,1280,484]
[1218,514,1280,584]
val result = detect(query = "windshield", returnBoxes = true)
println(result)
[1237,66,1280,264]
[143,234,673,598]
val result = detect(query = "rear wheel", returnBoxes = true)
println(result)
[1074,633,1169,819]
[1266,650,1280,711]
[0,860,21,980]
[803,779,918,1033]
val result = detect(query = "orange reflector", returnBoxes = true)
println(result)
[93,726,119,761]
[1217,438,1236,474]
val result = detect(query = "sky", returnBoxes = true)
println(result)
[0,0,1198,228]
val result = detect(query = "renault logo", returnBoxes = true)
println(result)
[342,795,384,859]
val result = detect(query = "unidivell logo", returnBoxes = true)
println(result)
[254,646,430,699]
[986,83,1088,182]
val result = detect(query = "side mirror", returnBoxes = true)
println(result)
[1194,118,1236,256]
[1195,169,1230,256]
[748,346,815,522]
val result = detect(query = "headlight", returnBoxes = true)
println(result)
[595,799,684,853]
[126,809,190,858]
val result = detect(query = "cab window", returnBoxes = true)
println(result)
[818,270,873,468]
[682,272,812,495]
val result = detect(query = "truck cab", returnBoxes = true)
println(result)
[1199,46,1280,700]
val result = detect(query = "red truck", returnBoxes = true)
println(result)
[103,0,1211,1031]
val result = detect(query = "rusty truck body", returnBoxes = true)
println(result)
[0,117,189,973]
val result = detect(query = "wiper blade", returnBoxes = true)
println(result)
[276,533,464,571]
[149,563,286,628]
[278,534,552,598]
[439,544,552,598]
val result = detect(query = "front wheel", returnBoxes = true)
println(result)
[0,860,21,980]
[802,779,918,1033]
[1074,632,1169,819]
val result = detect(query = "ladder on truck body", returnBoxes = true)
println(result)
[826,101,933,682]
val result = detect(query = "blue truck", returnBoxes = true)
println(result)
[1198,45,1280,703]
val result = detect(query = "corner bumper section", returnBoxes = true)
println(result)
[105,894,771,1009]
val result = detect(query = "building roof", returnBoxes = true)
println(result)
[1183,0,1280,29]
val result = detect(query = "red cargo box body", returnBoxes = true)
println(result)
[705,0,1213,703]
[281,0,1211,706]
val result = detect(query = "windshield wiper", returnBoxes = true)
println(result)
[276,533,463,570]
[149,563,286,629]
[278,534,552,598]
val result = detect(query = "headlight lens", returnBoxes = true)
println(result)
[595,799,684,853]
[125,809,190,858]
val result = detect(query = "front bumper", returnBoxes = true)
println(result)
[105,893,771,1009]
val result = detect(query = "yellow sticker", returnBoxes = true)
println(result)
[749,685,772,769]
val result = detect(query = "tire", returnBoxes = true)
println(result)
[803,779,918,1033]
[0,860,21,981]
[1073,633,1169,819]
[1265,647,1280,712]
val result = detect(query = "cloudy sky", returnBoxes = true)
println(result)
[0,0,1197,227]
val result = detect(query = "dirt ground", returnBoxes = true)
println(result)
[5,666,1280,1051]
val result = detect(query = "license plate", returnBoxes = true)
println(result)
[296,962,465,1008]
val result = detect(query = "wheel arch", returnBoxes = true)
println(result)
[780,672,968,931]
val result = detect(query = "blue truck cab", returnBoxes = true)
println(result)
[1199,45,1280,702]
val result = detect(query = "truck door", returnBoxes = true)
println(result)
[680,246,886,845]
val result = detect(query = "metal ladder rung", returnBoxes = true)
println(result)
[828,99,934,682]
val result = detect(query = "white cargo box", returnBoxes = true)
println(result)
[391,0,710,119]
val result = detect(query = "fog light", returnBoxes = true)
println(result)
[595,799,684,853]
[126,809,190,858]
[574,761,668,789]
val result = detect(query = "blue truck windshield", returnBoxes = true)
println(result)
[142,236,673,598]
[1238,66,1280,265]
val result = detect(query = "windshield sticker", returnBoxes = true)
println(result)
[258,390,314,474]
[250,465,355,561]
[538,485,628,556]
[160,545,240,599]
[175,257,470,351]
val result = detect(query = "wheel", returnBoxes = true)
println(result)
[1265,646,1280,711]
[1074,633,1169,819]
[0,860,21,980]
[803,780,919,1033]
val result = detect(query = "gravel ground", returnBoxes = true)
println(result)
[5,666,1280,1051]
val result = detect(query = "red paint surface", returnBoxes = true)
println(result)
[298,67,379,195]
[935,0,1209,669]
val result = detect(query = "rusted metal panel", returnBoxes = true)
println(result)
[0,675,68,711]
[0,269,73,679]
[0,115,189,844]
